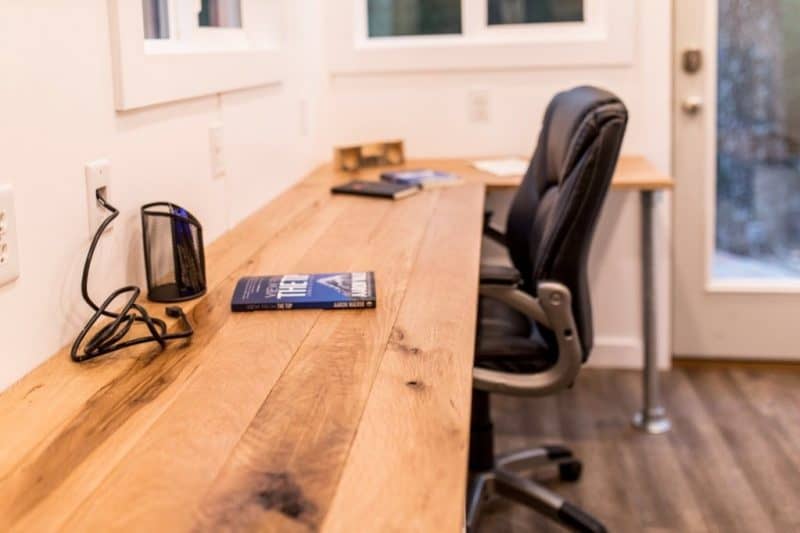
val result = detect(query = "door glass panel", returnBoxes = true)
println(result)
[367,0,462,37]
[715,0,800,279]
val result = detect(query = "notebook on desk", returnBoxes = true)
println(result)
[331,180,419,200]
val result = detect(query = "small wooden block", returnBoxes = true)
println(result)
[334,141,405,171]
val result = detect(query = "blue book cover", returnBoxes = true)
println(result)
[380,169,461,189]
[231,272,376,311]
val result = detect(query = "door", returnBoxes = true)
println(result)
[674,0,800,359]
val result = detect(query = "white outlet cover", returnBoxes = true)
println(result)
[468,90,490,123]
[85,159,112,234]
[209,123,225,179]
[0,184,21,287]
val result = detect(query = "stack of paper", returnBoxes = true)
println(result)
[472,158,529,177]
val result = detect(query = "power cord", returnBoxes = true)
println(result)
[71,193,194,363]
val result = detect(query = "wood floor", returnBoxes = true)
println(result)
[477,362,800,533]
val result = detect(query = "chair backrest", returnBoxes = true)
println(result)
[505,86,628,359]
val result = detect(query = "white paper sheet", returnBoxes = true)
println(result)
[472,158,529,177]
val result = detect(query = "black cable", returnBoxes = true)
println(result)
[71,193,194,362]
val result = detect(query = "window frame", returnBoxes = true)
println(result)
[328,0,635,74]
[109,0,286,111]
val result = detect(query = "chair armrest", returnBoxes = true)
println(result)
[475,281,583,397]
[483,208,507,246]
[480,264,521,286]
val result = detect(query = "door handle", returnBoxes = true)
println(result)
[681,96,703,115]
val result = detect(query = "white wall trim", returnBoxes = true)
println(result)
[326,0,636,74]
[588,336,671,370]
[108,0,287,110]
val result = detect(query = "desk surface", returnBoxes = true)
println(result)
[0,163,483,532]
[0,156,670,532]
[307,155,673,192]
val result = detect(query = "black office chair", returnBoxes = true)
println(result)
[467,86,628,533]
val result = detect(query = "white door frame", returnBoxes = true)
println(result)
[674,0,800,359]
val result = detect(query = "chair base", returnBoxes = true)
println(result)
[466,446,607,533]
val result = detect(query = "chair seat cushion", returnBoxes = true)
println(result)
[476,296,557,374]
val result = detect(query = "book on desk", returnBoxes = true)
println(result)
[330,170,462,200]
[231,272,376,311]
[380,169,462,189]
[331,180,419,200]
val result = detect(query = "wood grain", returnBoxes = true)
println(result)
[13,197,370,532]
[480,363,800,533]
[323,184,483,532]
[191,191,441,531]
[0,156,669,531]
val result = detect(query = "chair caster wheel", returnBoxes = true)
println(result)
[559,459,582,482]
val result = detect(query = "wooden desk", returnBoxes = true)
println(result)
[0,155,672,531]
[354,157,675,434]
[410,155,672,191]
[0,165,483,532]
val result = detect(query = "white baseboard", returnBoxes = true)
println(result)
[586,336,671,370]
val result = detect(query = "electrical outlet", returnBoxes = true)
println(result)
[468,90,490,123]
[85,159,112,234]
[0,184,21,287]
[209,123,226,179]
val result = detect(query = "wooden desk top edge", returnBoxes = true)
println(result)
[370,154,673,191]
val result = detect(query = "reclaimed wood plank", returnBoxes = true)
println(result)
[323,184,484,532]
[190,191,442,532]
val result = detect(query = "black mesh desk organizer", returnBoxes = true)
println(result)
[141,202,206,303]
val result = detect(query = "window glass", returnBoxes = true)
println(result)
[367,0,462,37]
[142,0,170,39]
[488,0,584,25]
[199,0,243,28]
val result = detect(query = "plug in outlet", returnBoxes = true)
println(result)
[0,184,21,287]
[468,90,490,123]
[85,159,112,235]
[209,123,226,179]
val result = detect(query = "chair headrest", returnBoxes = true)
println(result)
[543,86,627,187]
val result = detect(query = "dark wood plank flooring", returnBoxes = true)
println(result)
[477,362,800,533]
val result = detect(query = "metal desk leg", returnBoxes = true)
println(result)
[632,190,672,434]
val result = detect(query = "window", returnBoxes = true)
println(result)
[199,0,243,28]
[143,0,170,39]
[110,0,285,110]
[488,0,584,25]
[141,0,247,49]
[367,0,462,37]
[327,0,634,73]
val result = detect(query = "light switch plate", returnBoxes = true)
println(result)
[0,184,21,287]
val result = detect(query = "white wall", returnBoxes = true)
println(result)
[321,1,673,369]
[0,1,327,390]
[0,1,672,391]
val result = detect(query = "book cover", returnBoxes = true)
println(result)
[330,180,419,199]
[380,169,462,189]
[231,272,376,311]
